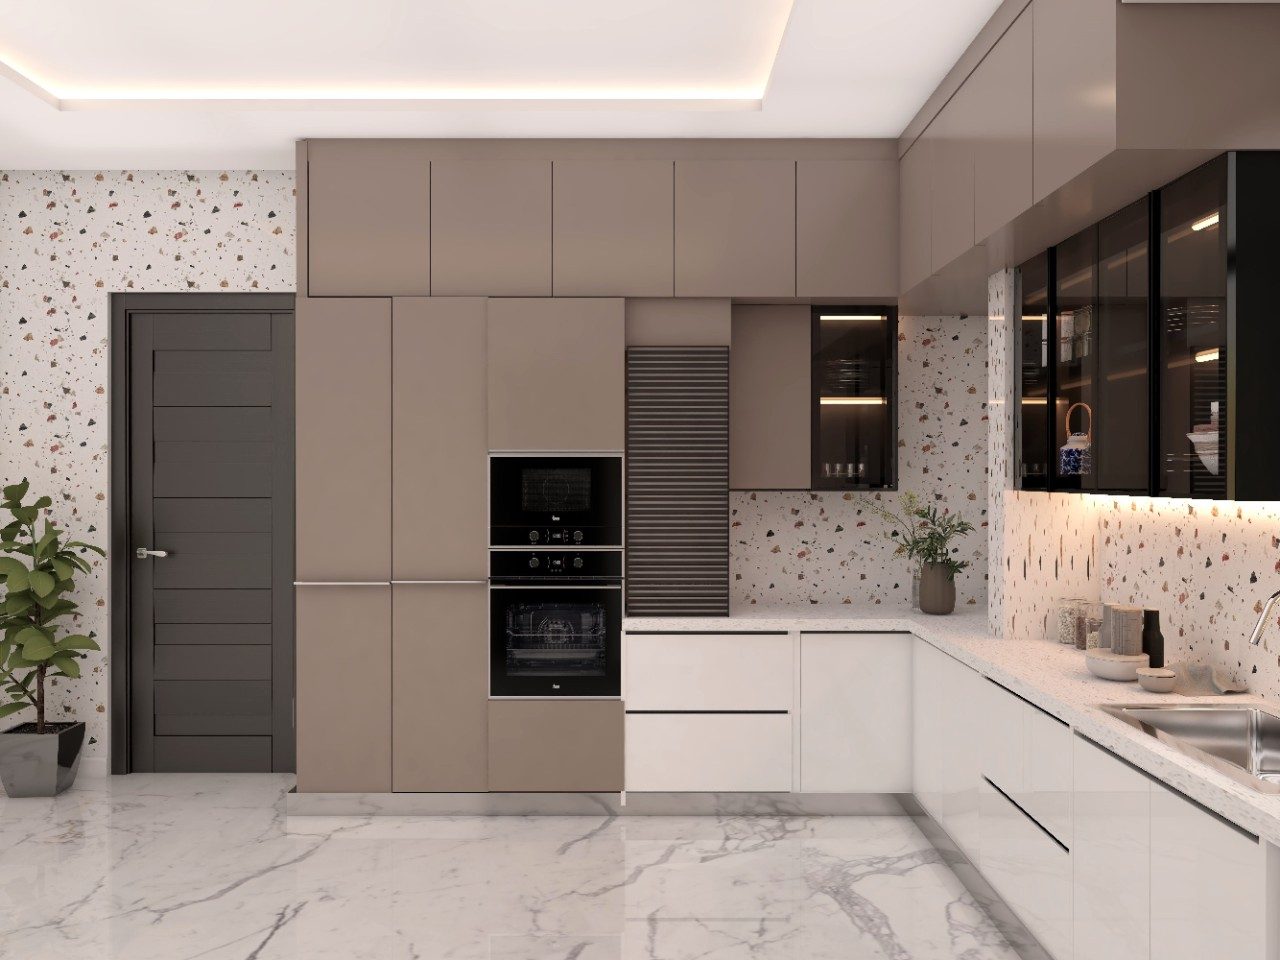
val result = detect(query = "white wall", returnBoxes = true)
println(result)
[0,170,295,759]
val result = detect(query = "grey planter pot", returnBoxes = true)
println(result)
[0,721,86,797]
[918,563,957,616]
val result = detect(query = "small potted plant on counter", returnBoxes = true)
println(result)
[859,493,974,615]
[0,479,104,796]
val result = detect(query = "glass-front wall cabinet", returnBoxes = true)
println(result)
[1053,226,1099,491]
[1096,199,1151,493]
[1017,254,1052,489]
[811,307,897,490]
[1158,156,1227,499]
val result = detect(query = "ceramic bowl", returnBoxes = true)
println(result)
[1085,649,1149,682]
[1137,667,1177,694]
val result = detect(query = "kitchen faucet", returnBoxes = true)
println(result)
[1248,587,1280,645]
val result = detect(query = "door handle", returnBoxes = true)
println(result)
[135,547,169,559]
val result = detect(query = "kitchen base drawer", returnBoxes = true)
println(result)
[626,713,792,792]
[979,780,1072,960]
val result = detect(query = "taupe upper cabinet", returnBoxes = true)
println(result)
[1033,0,1117,202]
[295,297,390,580]
[930,84,977,272]
[971,8,1033,242]
[431,159,552,296]
[553,160,674,297]
[486,298,624,451]
[898,138,933,292]
[392,298,487,581]
[296,584,391,792]
[392,583,487,792]
[674,160,796,297]
[307,142,430,297]
[796,160,898,299]
[729,305,811,490]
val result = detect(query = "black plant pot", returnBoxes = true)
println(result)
[0,721,86,797]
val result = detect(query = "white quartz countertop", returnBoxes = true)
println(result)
[624,608,1280,847]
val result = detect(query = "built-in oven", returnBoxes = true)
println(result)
[489,455,623,547]
[489,550,622,698]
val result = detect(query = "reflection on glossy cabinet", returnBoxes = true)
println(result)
[800,634,912,793]
[674,160,795,297]
[296,298,391,580]
[306,142,430,297]
[431,159,552,296]
[392,584,487,792]
[486,298,624,451]
[296,585,391,792]
[795,160,897,298]
[392,298,487,581]
[971,7,1033,242]
[1073,735,1150,960]
[1033,0,1117,202]
[912,639,983,859]
[553,159,673,297]
[1150,781,1270,960]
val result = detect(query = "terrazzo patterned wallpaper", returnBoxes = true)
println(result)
[988,270,1280,701]
[0,170,295,760]
[986,269,1016,633]
[731,314,989,611]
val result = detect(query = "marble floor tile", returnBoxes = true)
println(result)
[0,774,1023,960]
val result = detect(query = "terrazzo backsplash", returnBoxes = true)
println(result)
[0,170,295,759]
[988,268,1280,701]
[731,314,989,611]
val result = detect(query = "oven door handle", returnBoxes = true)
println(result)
[489,583,622,590]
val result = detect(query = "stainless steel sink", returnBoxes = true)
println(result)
[1100,703,1280,795]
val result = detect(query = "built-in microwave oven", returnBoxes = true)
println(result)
[489,455,623,547]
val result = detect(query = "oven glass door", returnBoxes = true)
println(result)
[490,456,622,546]
[490,586,621,697]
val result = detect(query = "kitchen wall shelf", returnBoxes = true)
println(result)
[811,307,898,490]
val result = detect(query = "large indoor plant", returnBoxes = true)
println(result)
[860,493,974,615]
[0,479,104,796]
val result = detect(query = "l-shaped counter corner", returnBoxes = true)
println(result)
[624,608,1280,960]
[624,608,1280,844]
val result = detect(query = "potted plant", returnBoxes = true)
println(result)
[0,479,104,796]
[859,493,974,615]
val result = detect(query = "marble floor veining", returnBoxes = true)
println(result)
[0,775,1022,960]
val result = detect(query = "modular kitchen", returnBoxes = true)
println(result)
[4,2,1280,959]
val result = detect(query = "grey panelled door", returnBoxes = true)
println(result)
[128,307,294,773]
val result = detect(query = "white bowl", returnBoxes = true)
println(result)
[1137,667,1177,694]
[1086,649,1149,682]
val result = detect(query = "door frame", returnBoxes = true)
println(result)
[110,292,296,774]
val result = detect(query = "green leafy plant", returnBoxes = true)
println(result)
[858,492,975,578]
[0,479,104,733]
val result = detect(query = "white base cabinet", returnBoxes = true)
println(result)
[912,639,984,859]
[979,781,1073,960]
[625,713,792,792]
[799,633,912,793]
[1151,780,1272,960]
[1073,735,1151,960]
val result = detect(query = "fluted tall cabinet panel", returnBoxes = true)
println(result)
[625,347,729,616]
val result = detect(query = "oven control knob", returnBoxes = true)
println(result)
[528,530,540,543]
[573,556,584,569]
[528,556,540,569]
[573,530,584,543]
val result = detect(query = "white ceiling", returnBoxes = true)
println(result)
[0,0,1004,168]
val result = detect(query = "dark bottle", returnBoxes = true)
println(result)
[1142,610,1165,668]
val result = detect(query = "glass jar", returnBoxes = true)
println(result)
[1055,598,1088,646]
